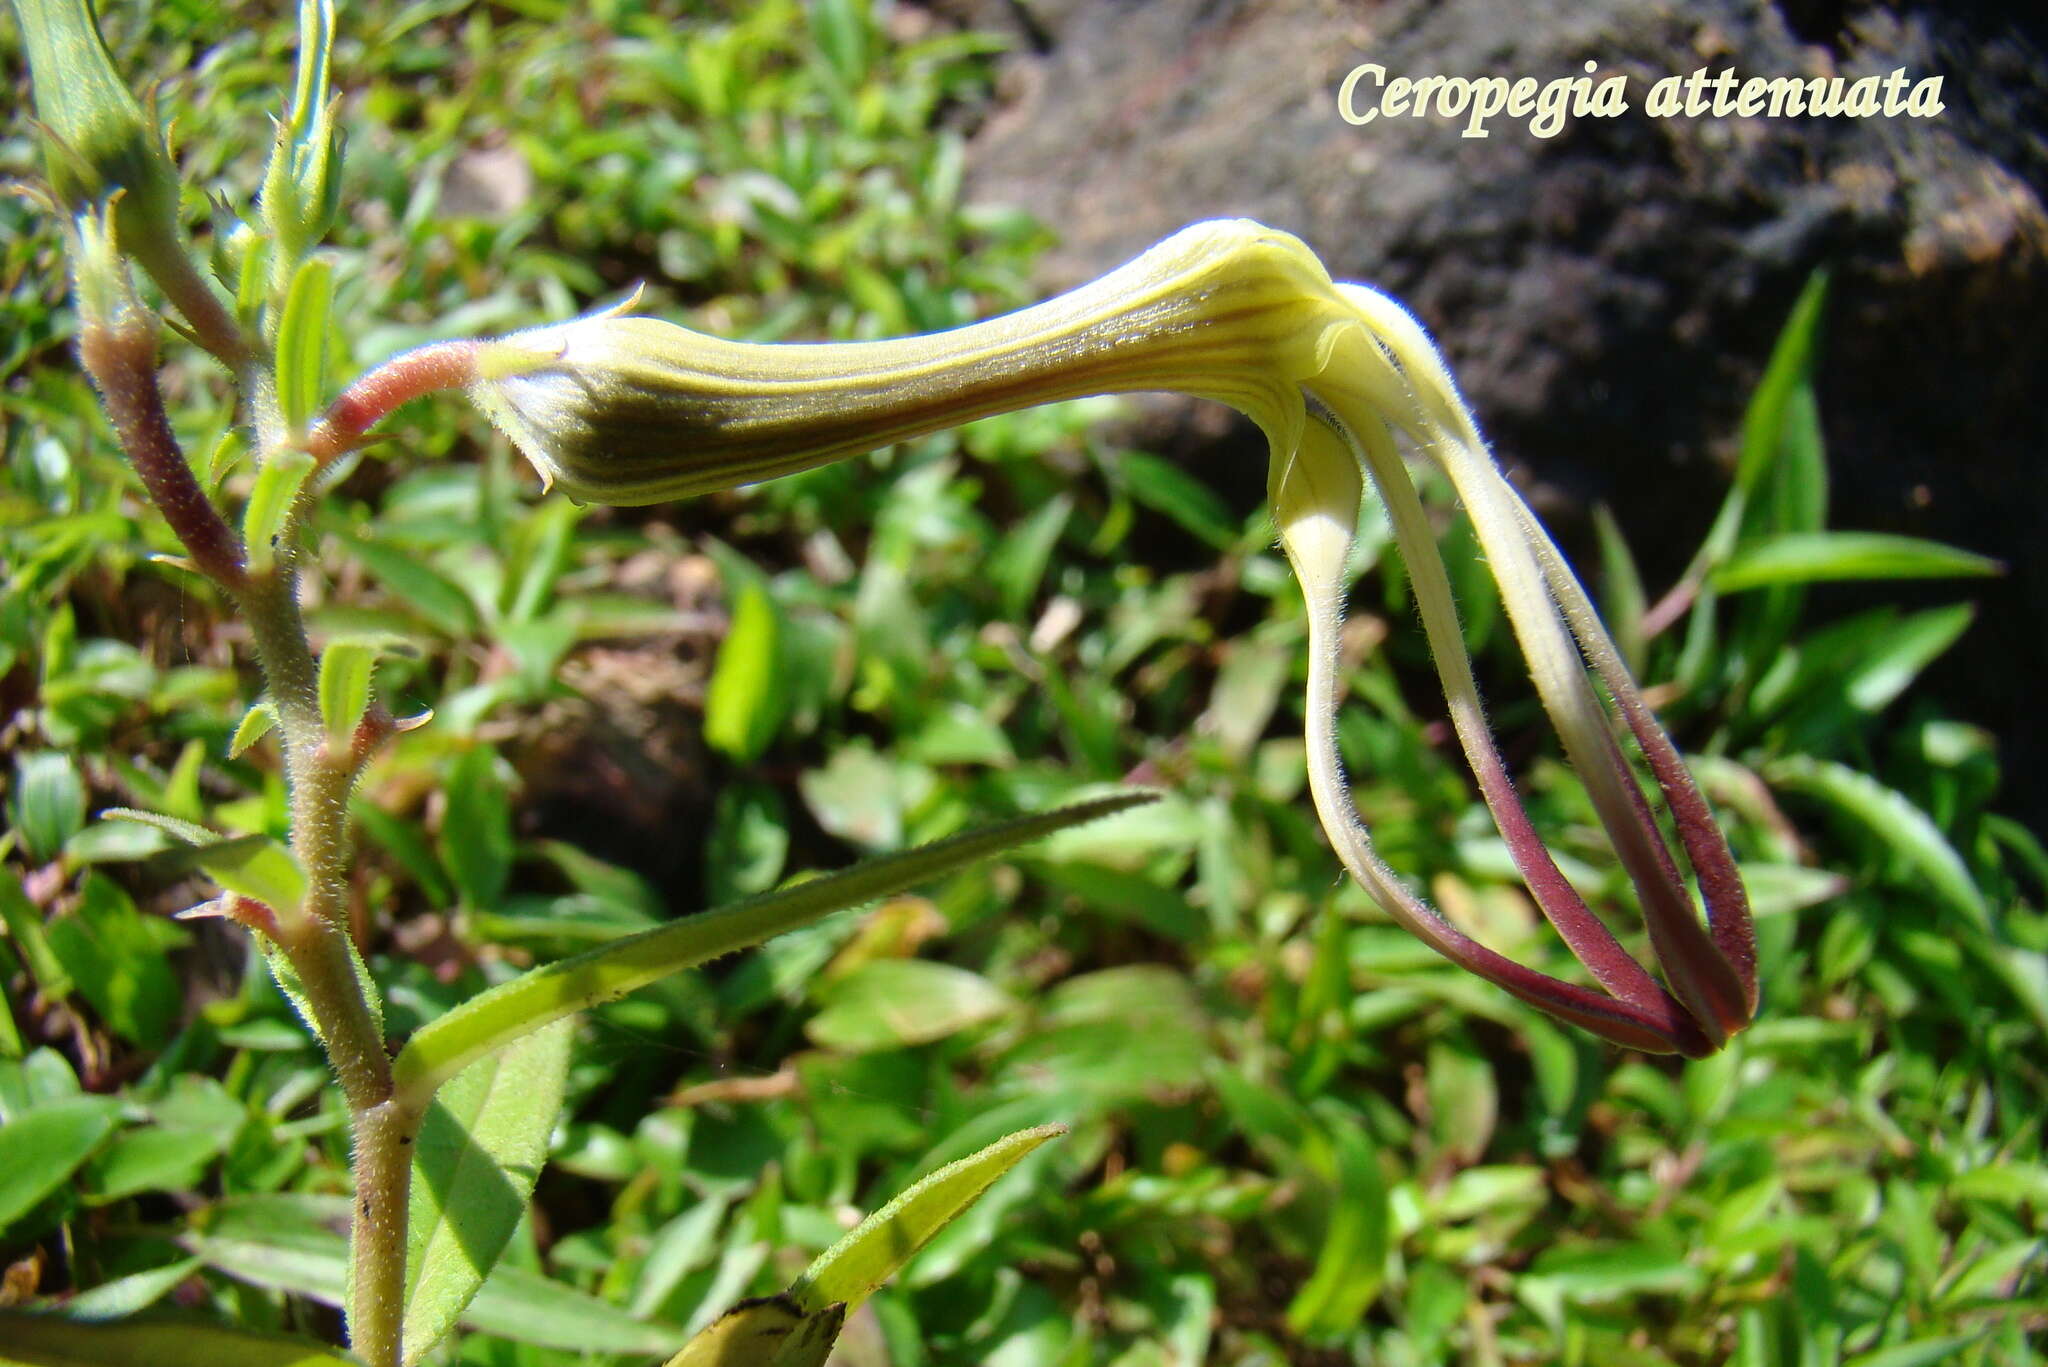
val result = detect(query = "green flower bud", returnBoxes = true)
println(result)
[13,0,183,260]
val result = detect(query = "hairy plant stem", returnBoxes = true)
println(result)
[237,526,413,1367]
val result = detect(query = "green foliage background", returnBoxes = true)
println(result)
[2,2,2043,1364]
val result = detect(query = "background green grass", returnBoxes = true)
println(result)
[2,2,2044,1364]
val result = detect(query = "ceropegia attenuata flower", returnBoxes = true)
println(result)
[468,219,1757,1055]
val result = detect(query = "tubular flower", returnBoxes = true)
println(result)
[470,219,1757,1055]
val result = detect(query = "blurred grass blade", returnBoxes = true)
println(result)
[501,495,582,624]
[1591,504,1647,676]
[0,1313,355,1366]
[1764,755,1989,932]
[439,746,513,910]
[1844,604,1973,713]
[703,581,787,763]
[1843,1334,1990,1367]
[57,1257,204,1319]
[1115,449,1238,551]
[789,1123,1065,1314]
[401,1018,574,1365]
[341,534,479,637]
[1712,532,2000,592]
[392,793,1155,1107]
[989,492,1072,619]
[808,0,870,86]
[1285,1111,1388,1338]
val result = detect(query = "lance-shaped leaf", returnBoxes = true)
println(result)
[788,1123,1065,1314]
[400,1018,574,1365]
[391,793,1154,1109]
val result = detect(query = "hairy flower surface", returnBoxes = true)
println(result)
[471,220,1757,1054]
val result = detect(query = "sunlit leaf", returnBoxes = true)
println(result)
[789,1124,1065,1313]
[1712,532,1999,592]
[401,1018,573,1364]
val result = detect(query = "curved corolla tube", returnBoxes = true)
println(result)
[470,219,1757,1055]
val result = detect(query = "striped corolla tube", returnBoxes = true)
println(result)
[467,219,1757,1055]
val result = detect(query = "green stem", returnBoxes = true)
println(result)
[344,1096,424,1367]
[237,551,408,1367]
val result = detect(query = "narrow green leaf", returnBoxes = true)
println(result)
[1762,374,1827,537]
[401,1018,574,1365]
[703,582,787,763]
[808,0,870,84]
[1522,1240,1703,1302]
[228,701,278,759]
[0,1097,121,1231]
[242,449,315,574]
[392,793,1154,1108]
[1712,532,2000,592]
[261,932,380,1049]
[259,0,339,271]
[789,1124,1065,1314]
[0,976,19,1058]
[1843,604,1973,713]
[1688,269,1827,598]
[0,1312,355,1367]
[317,639,374,748]
[275,255,334,431]
[87,1127,231,1203]
[1734,270,1830,506]
[459,1263,685,1356]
